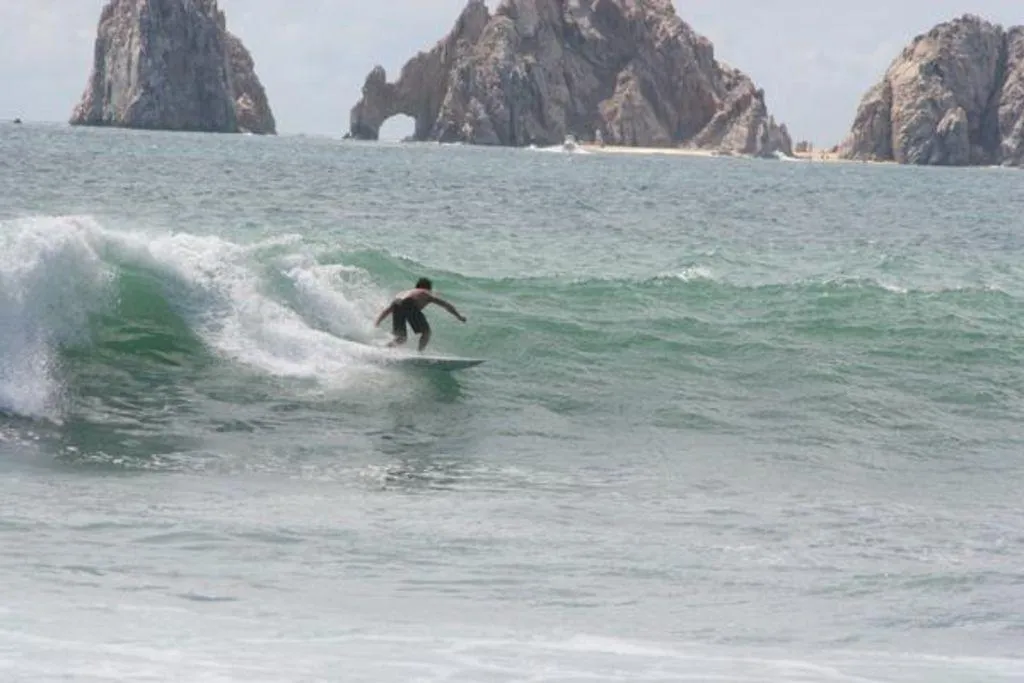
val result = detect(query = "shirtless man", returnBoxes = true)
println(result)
[374,277,466,351]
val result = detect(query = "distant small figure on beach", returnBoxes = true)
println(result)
[375,277,466,351]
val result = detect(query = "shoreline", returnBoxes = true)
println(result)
[580,142,903,166]
[580,144,718,158]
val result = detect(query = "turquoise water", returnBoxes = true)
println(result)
[1,122,1022,682]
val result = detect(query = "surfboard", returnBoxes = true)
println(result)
[390,355,485,371]
[354,341,484,371]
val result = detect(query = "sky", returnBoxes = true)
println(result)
[0,0,1020,144]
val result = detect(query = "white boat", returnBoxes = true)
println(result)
[529,134,590,154]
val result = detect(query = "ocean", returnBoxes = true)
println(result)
[1,122,1022,682]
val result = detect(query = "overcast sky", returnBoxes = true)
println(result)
[0,0,1020,143]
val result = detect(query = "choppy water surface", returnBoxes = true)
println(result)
[1,123,1022,682]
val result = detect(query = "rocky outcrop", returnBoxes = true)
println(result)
[225,32,276,134]
[70,0,275,134]
[350,0,791,156]
[999,28,1024,166]
[841,15,1024,166]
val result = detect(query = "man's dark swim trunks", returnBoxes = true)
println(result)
[392,297,429,337]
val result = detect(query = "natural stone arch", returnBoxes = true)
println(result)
[349,66,435,141]
[347,0,793,156]
[349,1,491,141]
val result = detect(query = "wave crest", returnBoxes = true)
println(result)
[0,216,400,420]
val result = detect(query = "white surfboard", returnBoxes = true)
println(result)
[354,341,484,371]
[390,355,485,371]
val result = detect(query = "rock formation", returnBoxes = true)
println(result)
[841,15,1024,166]
[70,0,276,134]
[350,0,791,156]
[999,28,1024,166]
[225,32,276,135]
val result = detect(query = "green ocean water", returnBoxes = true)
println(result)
[0,123,1022,682]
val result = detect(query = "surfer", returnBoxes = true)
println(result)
[374,277,466,351]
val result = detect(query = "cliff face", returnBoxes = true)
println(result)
[225,31,277,135]
[70,0,275,134]
[841,15,1024,166]
[999,28,1024,166]
[350,0,791,156]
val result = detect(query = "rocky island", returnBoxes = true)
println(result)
[840,15,1023,167]
[70,0,276,135]
[350,0,792,157]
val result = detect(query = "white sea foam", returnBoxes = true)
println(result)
[102,224,393,384]
[280,255,383,344]
[0,215,399,418]
[2,621,1020,683]
[0,216,114,419]
[670,266,716,282]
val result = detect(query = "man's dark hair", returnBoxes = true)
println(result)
[416,277,433,290]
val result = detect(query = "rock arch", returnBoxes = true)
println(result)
[349,67,429,140]
[349,1,491,141]
[348,0,792,156]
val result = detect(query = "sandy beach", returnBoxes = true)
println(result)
[793,148,843,162]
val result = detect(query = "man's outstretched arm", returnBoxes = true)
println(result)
[374,302,395,327]
[429,295,467,322]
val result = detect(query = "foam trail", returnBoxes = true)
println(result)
[95,226,390,383]
[280,254,384,344]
